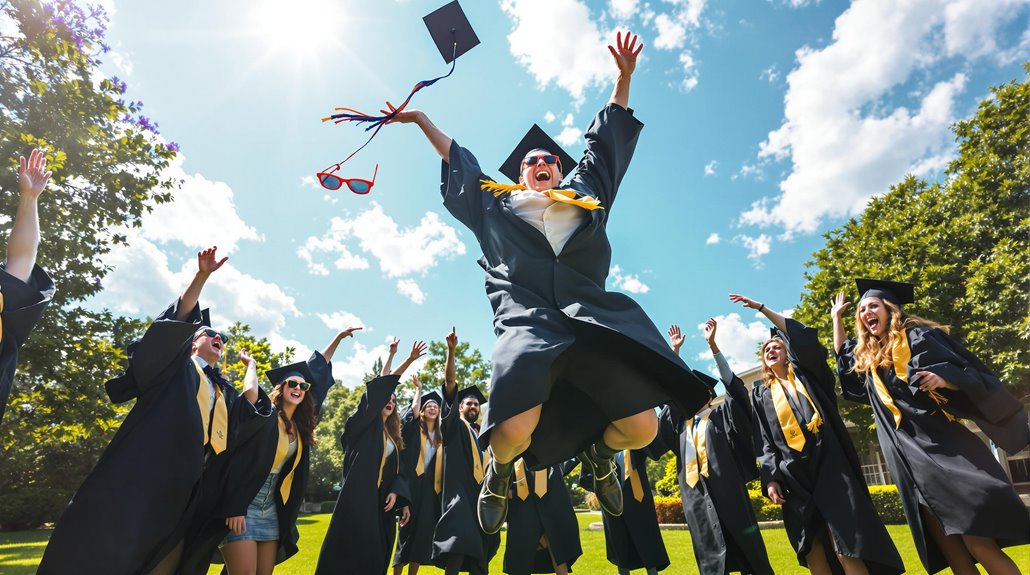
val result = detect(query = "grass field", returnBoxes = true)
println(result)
[1,512,1026,574]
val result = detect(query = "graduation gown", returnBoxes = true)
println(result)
[441,103,709,468]
[837,326,1030,574]
[315,374,410,575]
[504,460,582,575]
[393,404,443,566]
[579,445,669,572]
[751,319,903,574]
[431,386,500,574]
[656,374,772,575]
[176,351,335,574]
[0,263,54,423]
[39,300,268,575]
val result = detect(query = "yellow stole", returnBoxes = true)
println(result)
[479,180,604,211]
[415,428,444,494]
[377,431,400,488]
[514,459,548,500]
[271,416,304,504]
[871,328,957,426]
[191,358,228,454]
[684,410,713,488]
[769,367,822,452]
[623,450,645,502]
[461,418,485,483]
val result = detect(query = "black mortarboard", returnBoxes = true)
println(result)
[498,124,578,184]
[265,361,316,387]
[423,1,480,64]
[200,308,212,328]
[420,391,443,410]
[692,369,719,398]
[769,327,783,340]
[856,278,915,306]
[456,385,487,405]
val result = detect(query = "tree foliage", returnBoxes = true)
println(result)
[793,66,1029,451]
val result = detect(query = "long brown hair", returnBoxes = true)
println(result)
[420,404,443,448]
[852,298,947,375]
[384,395,405,451]
[269,382,318,446]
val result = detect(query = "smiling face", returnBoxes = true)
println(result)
[858,296,890,338]
[422,400,440,421]
[762,339,788,371]
[459,397,480,422]
[191,329,225,364]
[519,148,563,192]
[280,376,307,406]
[381,393,396,419]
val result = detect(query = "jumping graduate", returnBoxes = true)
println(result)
[393,373,444,575]
[313,340,425,575]
[39,247,271,575]
[732,293,905,575]
[832,280,1030,575]
[0,148,56,424]
[177,327,361,574]
[387,28,709,535]
[578,445,669,575]
[432,328,500,575]
[660,320,773,575]
[503,457,582,575]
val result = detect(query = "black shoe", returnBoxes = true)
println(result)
[477,459,511,534]
[578,447,624,516]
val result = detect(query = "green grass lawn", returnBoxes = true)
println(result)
[1,512,1026,574]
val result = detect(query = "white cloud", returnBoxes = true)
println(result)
[544,111,557,123]
[501,0,614,102]
[609,264,651,294]
[330,337,429,387]
[735,234,771,264]
[703,160,717,177]
[693,312,768,373]
[760,65,779,83]
[609,0,639,21]
[301,175,318,188]
[317,311,366,332]
[705,232,721,245]
[396,278,426,304]
[555,126,584,147]
[654,12,688,50]
[742,0,1030,235]
[677,51,699,92]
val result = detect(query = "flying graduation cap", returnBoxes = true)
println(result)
[855,278,915,306]
[498,124,578,184]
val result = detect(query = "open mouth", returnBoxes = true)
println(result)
[866,317,880,331]
[534,169,550,182]
[212,341,223,352]
[289,390,302,400]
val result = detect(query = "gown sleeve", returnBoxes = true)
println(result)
[780,318,836,396]
[440,140,493,236]
[568,104,644,213]
[834,338,871,405]
[718,367,759,481]
[654,405,681,458]
[306,351,335,415]
[341,374,401,448]
[0,263,54,345]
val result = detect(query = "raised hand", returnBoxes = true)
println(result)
[238,349,255,367]
[831,291,851,319]
[338,326,363,340]
[728,293,762,310]
[703,318,718,346]
[667,324,685,352]
[412,374,422,391]
[381,101,422,125]
[408,340,427,361]
[18,148,51,200]
[608,31,643,77]
[446,326,458,351]
[197,246,228,276]
[388,337,400,354]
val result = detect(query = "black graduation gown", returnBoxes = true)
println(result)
[579,445,669,572]
[503,460,582,575]
[39,300,268,575]
[751,319,904,574]
[0,263,54,423]
[431,387,500,574]
[441,103,709,469]
[837,327,1030,574]
[176,351,335,574]
[656,374,772,575]
[315,374,410,575]
[393,404,443,566]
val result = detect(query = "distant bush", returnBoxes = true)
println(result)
[653,496,685,524]
[0,487,69,531]
[320,500,336,514]
[868,485,906,524]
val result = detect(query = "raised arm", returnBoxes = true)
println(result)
[7,149,51,282]
[384,105,453,163]
[382,338,399,376]
[322,326,363,362]
[607,31,642,110]
[410,375,423,416]
[238,349,259,405]
[444,327,457,397]
[178,246,227,322]
[830,291,851,354]
[391,341,427,378]
[729,293,787,333]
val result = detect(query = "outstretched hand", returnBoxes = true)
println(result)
[381,101,422,125]
[197,246,228,276]
[608,31,643,77]
[831,291,851,319]
[18,148,52,200]
[728,293,762,310]
[408,340,427,361]
[338,326,363,340]
[703,318,718,346]
[667,324,685,352]
[238,349,255,367]
[446,326,458,351]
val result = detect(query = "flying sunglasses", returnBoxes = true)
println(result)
[317,163,378,194]
[193,328,230,345]
[286,380,311,391]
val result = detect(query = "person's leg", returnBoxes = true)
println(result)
[834,553,869,575]
[579,409,658,518]
[255,540,278,575]
[961,535,1021,575]
[645,569,658,575]
[617,568,631,575]
[919,506,978,575]
[480,405,543,533]
[392,564,405,575]
[145,539,184,575]
[804,539,832,575]
[603,409,659,450]
[220,540,258,575]
[444,553,465,575]
[408,563,421,575]
[489,405,542,463]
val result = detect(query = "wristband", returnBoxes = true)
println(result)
[758,303,765,312]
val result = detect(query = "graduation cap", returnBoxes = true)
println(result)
[456,385,487,405]
[692,369,719,398]
[855,278,915,306]
[200,308,212,328]
[498,124,578,184]
[420,391,443,410]
[768,327,784,341]
[423,1,480,64]
[265,361,316,387]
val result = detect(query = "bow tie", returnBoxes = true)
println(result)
[202,365,233,393]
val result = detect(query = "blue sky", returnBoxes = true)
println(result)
[84,0,1030,385]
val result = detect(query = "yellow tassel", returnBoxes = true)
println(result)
[926,390,949,405]
[479,179,527,198]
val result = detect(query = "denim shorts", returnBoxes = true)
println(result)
[222,472,280,544]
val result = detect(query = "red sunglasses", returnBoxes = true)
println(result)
[317,163,378,194]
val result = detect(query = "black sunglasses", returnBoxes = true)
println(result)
[523,154,559,166]
[286,380,311,391]
[194,328,230,344]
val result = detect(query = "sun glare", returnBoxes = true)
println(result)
[248,0,343,62]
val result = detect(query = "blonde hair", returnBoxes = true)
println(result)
[760,338,788,387]
[851,298,947,375]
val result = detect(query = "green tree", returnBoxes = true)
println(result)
[793,66,1029,451]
